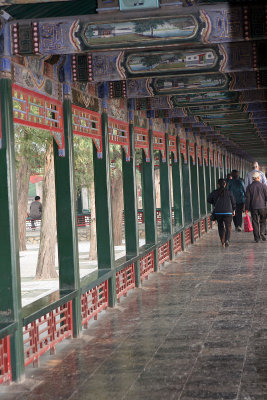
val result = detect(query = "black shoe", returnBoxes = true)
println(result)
[225,241,229,247]
[261,235,266,241]
[255,238,260,243]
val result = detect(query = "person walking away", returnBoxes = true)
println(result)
[29,196,42,230]
[228,169,245,231]
[245,172,267,243]
[245,161,267,190]
[225,173,232,188]
[207,179,236,248]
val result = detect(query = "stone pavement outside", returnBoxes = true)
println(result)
[3,227,267,400]
[20,238,140,307]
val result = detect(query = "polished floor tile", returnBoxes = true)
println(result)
[2,228,267,400]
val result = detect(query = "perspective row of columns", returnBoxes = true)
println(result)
[0,71,248,381]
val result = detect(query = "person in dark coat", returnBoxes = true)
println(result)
[225,173,232,188]
[207,179,236,248]
[29,196,42,229]
[245,172,267,243]
[228,170,245,231]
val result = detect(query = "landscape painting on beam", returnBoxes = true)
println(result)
[77,16,200,50]
[124,48,219,76]
[170,91,239,107]
[152,73,229,94]
[187,104,244,114]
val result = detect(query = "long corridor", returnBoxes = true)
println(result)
[2,228,267,400]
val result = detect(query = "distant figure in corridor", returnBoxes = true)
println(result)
[245,172,267,243]
[228,170,245,232]
[225,173,232,187]
[29,196,42,230]
[207,179,236,248]
[245,161,267,190]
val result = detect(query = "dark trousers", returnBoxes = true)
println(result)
[251,209,267,240]
[233,203,244,228]
[216,215,233,244]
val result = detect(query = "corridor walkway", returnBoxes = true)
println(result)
[2,228,267,400]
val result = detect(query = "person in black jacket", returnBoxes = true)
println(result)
[245,171,267,242]
[207,179,236,248]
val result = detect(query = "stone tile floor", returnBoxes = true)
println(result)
[2,227,267,400]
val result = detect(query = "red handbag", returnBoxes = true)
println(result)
[244,211,253,232]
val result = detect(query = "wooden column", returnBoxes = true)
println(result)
[172,135,183,230]
[190,142,200,222]
[122,114,140,286]
[0,60,24,381]
[141,116,158,270]
[54,84,81,336]
[93,110,116,306]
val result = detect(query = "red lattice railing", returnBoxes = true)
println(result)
[108,117,130,161]
[77,214,91,227]
[81,281,109,328]
[26,210,163,230]
[173,233,182,254]
[156,209,161,223]
[12,84,65,156]
[158,241,170,267]
[0,336,11,384]
[135,126,150,161]
[140,251,154,281]
[169,135,177,162]
[201,218,206,234]
[208,216,212,229]
[23,301,73,367]
[185,227,192,246]
[153,131,166,162]
[72,105,102,158]
[193,223,199,240]
[116,264,135,300]
[137,211,144,223]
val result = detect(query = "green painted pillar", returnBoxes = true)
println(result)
[199,145,207,217]
[215,151,220,183]
[93,111,116,306]
[172,136,183,230]
[141,127,157,245]
[210,149,216,191]
[54,86,81,337]
[160,133,172,236]
[190,142,200,222]
[182,139,193,226]
[122,120,140,286]
[223,154,227,178]
[160,132,173,258]
[141,119,158,270]
[206,147,212,213]
[0,67,25,381]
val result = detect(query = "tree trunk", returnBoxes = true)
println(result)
[35,140,58,279]
[16,157,31,251]
[89,184,97,260]
[112,169,124,246]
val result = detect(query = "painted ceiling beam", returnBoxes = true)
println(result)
[94,70,267,100]
[6,3,267,56]
[68,39,267,85]
[128,90,267,111]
